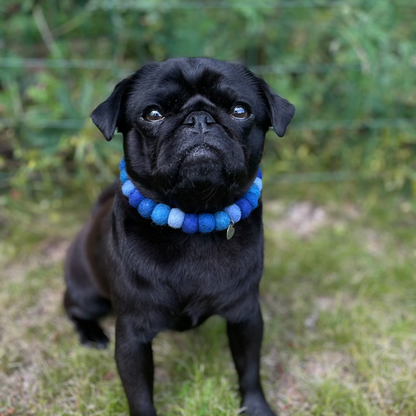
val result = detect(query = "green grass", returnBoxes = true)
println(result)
[1,183,416,416]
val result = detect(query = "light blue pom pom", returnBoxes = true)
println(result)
[151,204,171,226]
[120,169,128,183]
[254,177,262,191]
[199,213,215,233]
[122,180,135,197]
[214,211,230,231]
[138,198,157,219]
[224,204,242,223]
[120,158,126,171]
[168,208,185,229]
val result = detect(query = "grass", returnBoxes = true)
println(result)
[1,181,416,416]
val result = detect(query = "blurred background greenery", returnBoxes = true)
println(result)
[1,0,415,208]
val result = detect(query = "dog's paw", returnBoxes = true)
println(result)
[239,394,277,416]
[80,331,110,349]
[74,318,110,349]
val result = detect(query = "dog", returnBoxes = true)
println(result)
[64,57,295,416]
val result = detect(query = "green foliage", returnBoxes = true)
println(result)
[0,0,416,203]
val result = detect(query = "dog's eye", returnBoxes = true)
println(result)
[231,105,249,119]
[145,109,164,122]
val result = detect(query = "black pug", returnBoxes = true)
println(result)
[64,57,295,416]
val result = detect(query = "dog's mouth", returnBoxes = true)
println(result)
[179,143,223,167]
[178,143,225,184]
[166,144,231,212]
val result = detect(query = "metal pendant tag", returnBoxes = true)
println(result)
[226,221,235,240]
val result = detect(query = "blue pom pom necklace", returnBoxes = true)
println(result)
[119,157,262,240]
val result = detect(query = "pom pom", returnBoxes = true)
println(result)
[199,213,215,233]
[247,184,261,199]
[254,177,262,191]
[138,198,157,219]
[168,208,185,229]
[119,158,126,171]
[122,180,135,197]
[257,167,262,179]
[236,198,252,219]
[224,204,242,223]
[120,169,128,183]
[214,211,230,231]
[243,193,259,209]
[244,184,261,209]
[182,214,198,233]
[129,189,145,208]
[151,204,171,226]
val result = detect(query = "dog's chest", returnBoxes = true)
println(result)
[152,237,262,326]
[113,206,264,330]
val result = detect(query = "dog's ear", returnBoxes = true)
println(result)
[260,80,295,137]
[91,78,131,141]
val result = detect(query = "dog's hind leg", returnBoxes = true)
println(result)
[64,224,112,349]
[64,288,111,349]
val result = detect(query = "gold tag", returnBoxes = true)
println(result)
[226,222,235,240]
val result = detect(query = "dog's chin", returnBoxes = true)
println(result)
[179,147,223,184]
[170,149,233,213]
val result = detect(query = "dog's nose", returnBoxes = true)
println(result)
[183,111,216,134]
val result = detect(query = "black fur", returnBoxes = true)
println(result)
[64,57,295,416]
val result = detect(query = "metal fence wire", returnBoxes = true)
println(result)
[1,0,416,186]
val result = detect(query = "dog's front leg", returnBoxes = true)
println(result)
[115,318,156,416]
[227,306,276,416]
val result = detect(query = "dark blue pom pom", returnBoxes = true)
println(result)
[257,167,262,179]
[236,198,252,219]
[182,214,199,233]
[129,189,145,208]
[244,193,259,209]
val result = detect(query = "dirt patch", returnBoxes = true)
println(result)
[265,201,328,238]
[264,200,363,239]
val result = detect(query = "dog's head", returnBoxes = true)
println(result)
[91,58,295,212]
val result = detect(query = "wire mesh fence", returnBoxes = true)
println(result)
[1,0,415,193]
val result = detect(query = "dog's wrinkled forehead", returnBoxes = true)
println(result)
[126,58,264,116]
